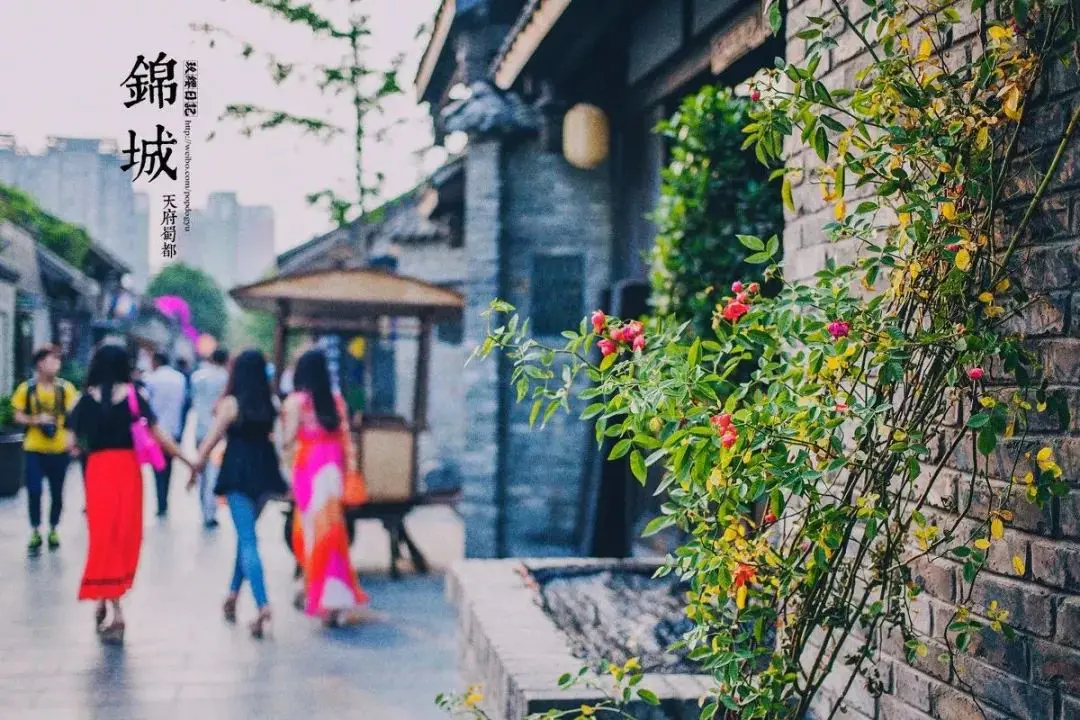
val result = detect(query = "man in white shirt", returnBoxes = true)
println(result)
[190,348,230,528]
[144,352,187,517]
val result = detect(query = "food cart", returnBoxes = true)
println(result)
[230,267,464,578]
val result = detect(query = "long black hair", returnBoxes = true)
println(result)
[223,349,276,426]
[85,343,133,405]
[292,348,340,432]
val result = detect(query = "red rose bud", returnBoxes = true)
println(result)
[625,320,644,340]
[631,334,646,352]
[827,321,850,339]
[835,402,848,413]
[945,243,960,252]
[967,367,984,381]
[609,326,627,343]
[591,310,607,334]
[763,511,777,525]
[721,430,738,449]
[731,281,745,293]
[598,339,617,357]
[711,413,732,430]
[747,282,760,294]
[750,90,761,102]
[736,292,749,304]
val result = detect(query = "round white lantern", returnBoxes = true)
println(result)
[562,103,610,170]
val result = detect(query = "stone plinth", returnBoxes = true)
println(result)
[447,559,713,719]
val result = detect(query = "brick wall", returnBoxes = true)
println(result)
[500,139,613,557]
[785,2,1080,719]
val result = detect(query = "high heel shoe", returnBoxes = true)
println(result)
[99,621,125,645]
[250,608,272,639]
[222,596,238,624]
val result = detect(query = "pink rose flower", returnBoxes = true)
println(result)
[827,321,850,339]
[591,310,607,334]
[722,301,749,322]
[967,367,984,381]
[598,339,617,357]
[631,335,646,352]
[731,281,745,293]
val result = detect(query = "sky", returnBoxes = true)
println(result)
[0,0,443,269]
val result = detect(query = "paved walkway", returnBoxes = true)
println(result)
[0,460,464,720]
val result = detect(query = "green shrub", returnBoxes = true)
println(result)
[649,86,784,335]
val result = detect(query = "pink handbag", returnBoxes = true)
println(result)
[128,385,166,471]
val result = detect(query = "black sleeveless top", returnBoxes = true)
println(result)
[68,387,157,452]
[213,417,287,501]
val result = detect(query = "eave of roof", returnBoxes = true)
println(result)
[491,0,572,90]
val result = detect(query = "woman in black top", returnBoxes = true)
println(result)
[192,348,287,639]
[67,344,193,644]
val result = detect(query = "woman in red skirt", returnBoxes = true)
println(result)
[67,344,193,644]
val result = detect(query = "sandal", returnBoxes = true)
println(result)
[222,596,238,624]
[250,608,272,639]
[95,604,107,630]
[99,621,125,645]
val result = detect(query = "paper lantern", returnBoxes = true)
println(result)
[562,103,610,170]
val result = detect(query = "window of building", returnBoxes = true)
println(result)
[436,283,464,345]
[531,253,585,337]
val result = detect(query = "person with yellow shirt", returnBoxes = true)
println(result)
[12,345,78,554]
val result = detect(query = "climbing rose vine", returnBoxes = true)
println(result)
[443,0,1079,717]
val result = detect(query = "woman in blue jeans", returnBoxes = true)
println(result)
[190,349,287,639]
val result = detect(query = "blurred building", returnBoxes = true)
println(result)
[0,135,149,291]
[184,192,276,290]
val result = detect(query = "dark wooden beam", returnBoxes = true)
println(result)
[413,314,433,432]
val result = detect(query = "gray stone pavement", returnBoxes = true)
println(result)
[0,459,464,720]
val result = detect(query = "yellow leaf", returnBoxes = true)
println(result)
[735,584,748,609]
[938,162,952,173]
[954,248,971,271]
[1012,555,1026,575]
[991,517,1005,540]
[1004,86,1022,121]
[834,200,846,221]
[979,396,996,408]
[898,212,910,229]
[917,37,933,61]
[908,261,922,279]
[783,177,795,212]
[1023,471,1034,485]
[1037,401,1047,412]
[974,538,991,550]
[941,201,957,221]
[976,126,990,151]
[978,292,994,303]
[581,705,596,717]
[1037,447,1053,464]
[988,25,1012,42]
[995,278,1010,293]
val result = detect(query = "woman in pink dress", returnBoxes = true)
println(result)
[280,349,369,627]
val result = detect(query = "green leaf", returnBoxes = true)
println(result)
[766,235,780,256]
[600,352,617,372]
[688,338,702,367]
[977,427,997,455]
[767,0,782,33]
[642,514,676,537]
[737,234,765,251]
[529,398,543,427]
[745,251,772,264]
[609,439,633,460]
[814,127,829,162]
[638,689,661,705]
[967,413,990,428]
[782,176,795,211]
[582,402,606,420]
[630,451,647,484]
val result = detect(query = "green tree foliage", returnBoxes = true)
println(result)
[649,87,784,335]
[0,184,92,271]
[194,0,413,227]
[146,263,228,339]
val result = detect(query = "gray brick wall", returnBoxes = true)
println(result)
[460,133,614,558]
[500,139,612,557]
[785,2,1080,718]
[462,140,504,558]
